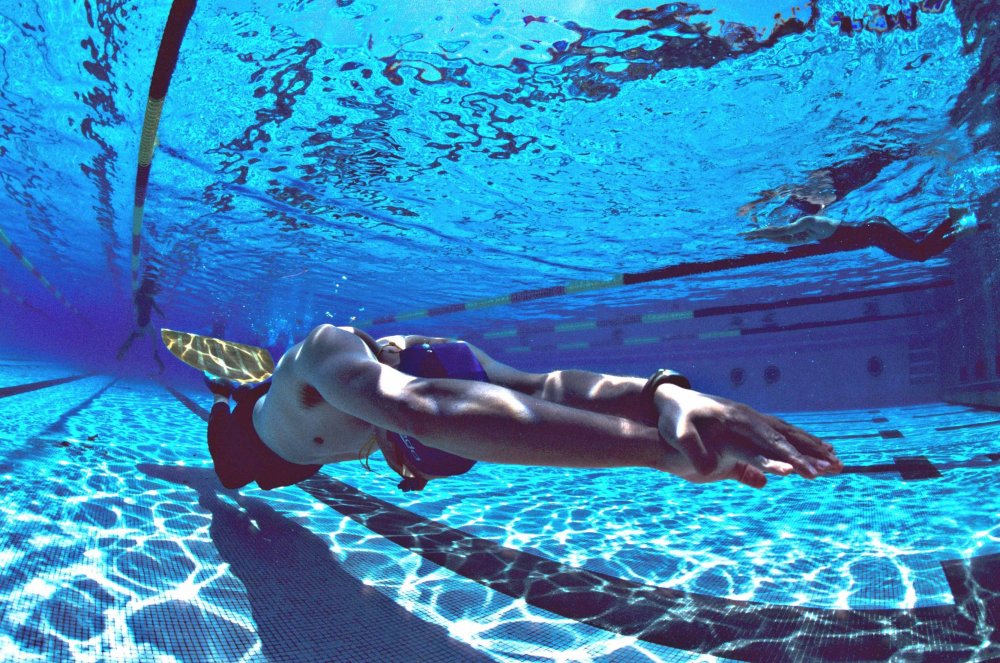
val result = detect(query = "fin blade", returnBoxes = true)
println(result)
[160,328,275,383]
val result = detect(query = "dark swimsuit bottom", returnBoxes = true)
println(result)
[207,342,487,492]
[820,217,896,251]
[384,343,490,491]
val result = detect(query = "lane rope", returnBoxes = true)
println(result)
[130,0,197,292]
[0,226,84,319]
[497,310,931,354]
[0,280,50,319]
[357,242,856,327]
[468,278,953,342]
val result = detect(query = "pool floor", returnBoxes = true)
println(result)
[0,362,998,662]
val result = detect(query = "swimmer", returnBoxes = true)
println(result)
[201,325,842,493]
[116,272,166,373]
[738,146,918,225]
[741,207,980,261]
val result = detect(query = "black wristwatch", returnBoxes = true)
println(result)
[641,369,692,415]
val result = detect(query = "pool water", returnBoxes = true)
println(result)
[1,0,999,660]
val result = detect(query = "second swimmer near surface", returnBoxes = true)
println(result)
[741,207,982,262]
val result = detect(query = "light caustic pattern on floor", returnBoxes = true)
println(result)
[0,362,998,662]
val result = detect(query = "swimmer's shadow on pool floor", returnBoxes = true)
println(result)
[136,464,490,663]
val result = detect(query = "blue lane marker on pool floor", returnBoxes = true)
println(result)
[297,473,1000,662]
[0,374,92,399]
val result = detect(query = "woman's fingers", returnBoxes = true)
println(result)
[757,457,795,476]
[718,412,820,479]
[720,405,841,476]
[686,448,795,489]
[765,413,830,450]
[733,462,767,489]
[757,411,828,448]
[663,390,841,484]
[730,454,793,489]
[763,416,842,469]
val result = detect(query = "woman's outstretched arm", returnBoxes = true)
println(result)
[302,326,841,487]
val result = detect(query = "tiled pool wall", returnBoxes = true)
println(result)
[477,278,953,412]
[471,222,1000,414]
[940,226,1000,410]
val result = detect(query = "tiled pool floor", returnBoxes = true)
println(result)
[0,365,997,662]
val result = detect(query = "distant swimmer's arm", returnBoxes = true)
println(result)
[740,215,841,244]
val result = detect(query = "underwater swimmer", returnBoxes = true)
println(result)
[738,146,919,224]
[116,273,166,373]
[741,207,981,260]
[204,325,841,492]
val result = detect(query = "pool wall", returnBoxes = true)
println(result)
[478,278,952,411]
[941,226,1000,409]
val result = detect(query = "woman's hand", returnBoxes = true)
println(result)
[653,384,842,486]
[660,438,794,489]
